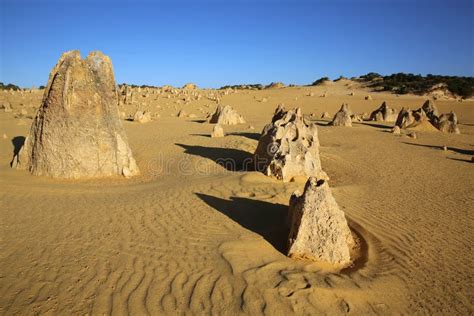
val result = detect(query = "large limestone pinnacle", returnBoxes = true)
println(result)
[287,177,354,267]
[12,50,139,178]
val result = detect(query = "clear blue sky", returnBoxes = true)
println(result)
[1,0,473,88]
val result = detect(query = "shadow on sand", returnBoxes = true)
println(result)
[353,121,393,129]
[176,143,253,171]
[227,132,261,141]
[12,136,25,156]
[401,142,474,155]
[196,193,289,253]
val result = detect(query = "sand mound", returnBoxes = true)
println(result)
[11,50,139,178]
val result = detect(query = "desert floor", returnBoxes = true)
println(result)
[1,81,473,314]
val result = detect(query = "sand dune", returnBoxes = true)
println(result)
[1,81,473,314]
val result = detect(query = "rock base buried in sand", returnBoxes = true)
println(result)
[287,177,354,267]
[253,105,328,182]
[208,104,245,125]
[11,50,139,178]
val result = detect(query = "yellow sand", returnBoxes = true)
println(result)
[1,81,473,314]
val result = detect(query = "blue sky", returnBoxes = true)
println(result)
[1,0,473,88]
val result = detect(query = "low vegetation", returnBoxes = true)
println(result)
[311,77,330,86]
[219,84,264,90]
[0,82,21,91]
[360,73,474,99]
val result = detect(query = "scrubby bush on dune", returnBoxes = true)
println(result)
[311,77,330,86]
[0,82,21,90]
[360,73,474,99]
[219,84,264,90]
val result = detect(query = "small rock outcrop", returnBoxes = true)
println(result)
[369,101,398,122]
[391,126,401,134]
[1,101,12,112]
[395,107,415,128]
[395,107,438,131]
[208,104,245,125]
[330,103,352,127]
[211,124,225,138]
[177,109,187,118]
[287,177,354,266]
[11,50,139,178]
[321,112,331,119]
[253,106,327,182]
[133,110,151,123]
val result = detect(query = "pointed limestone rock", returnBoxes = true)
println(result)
[369,101,398,122]
[11,50,139,178]
[330,103,352,127]
[287,177,354,266]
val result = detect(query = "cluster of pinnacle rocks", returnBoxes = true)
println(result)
[10,50,461,267]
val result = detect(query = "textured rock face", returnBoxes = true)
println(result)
[208,104,245,125]
[395,107,417,128]
[438,112,460,134]
[287,177,354,266]
[12,50,139,178]
[330,103,352,127]
[253,106,327,182]
[369,101,398,122]
[421,100,439,123]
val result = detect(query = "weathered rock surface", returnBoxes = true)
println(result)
[253,106,327,182]
[287,177,354,266]
[330,103,352,127]
[211,124,224,138]
[369,101,398,122]
[11,50,139,178]
[208,104,245,125]
[438,111,460,134]
[421,99,439,123]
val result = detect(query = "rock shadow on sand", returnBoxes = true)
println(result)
[402,142,474,155]
[176,143,253,171]
[11,136,25,156]
[196,193,289,253]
